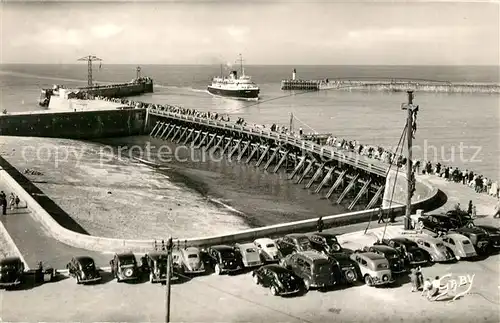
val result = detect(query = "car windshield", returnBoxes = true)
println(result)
[220,250,236,259]
[188,254,198,259]
[297,238,312,249]
[0,264,18,271]
[120,257,136,265]
[377,263,389,269]
[462,240,471,245]
[266,243,276,248]
[435,243,445,249]
[246,248,256,253]
[276,272,295,281]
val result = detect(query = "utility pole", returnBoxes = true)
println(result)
[165,237,173,323]
[401,91,419,230]
[77,55,103,86]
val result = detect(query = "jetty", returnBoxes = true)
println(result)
[281,69,500,93]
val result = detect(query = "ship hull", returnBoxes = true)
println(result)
[207,86,259,99]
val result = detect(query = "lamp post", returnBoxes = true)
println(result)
[165,237,173,323]
[401,91,419,230]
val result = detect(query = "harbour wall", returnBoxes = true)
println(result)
[281,79,500,93]
[0,151,440,253]
[83,81,154,98]
[0,109,146,139]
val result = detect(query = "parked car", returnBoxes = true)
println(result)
[308,232,342,255]
[109,252,140,282]
[0,257,25,288]
[144,252,180,283]
[281,251,338,290]
[374,237,428,266]
[66,256,101,284]
[349,251,394,286]
[253,238,280,262]
[417,214,460,233]
[440,233,477,260]
[445,210,474,227]
[276,234,314,254]
[404,235,455,262]
[474,225,500,249]
[173,247,206,274]
[450,227,490,254]
[234,243,263,268]
[328,252,358,284]
[251,264,304,296]
[205,245,243,275]
[361,245,406,274]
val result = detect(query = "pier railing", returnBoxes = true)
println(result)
[148,108,388,177]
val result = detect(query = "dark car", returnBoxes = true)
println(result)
[276,234,314,257]
[205,245,243,275]
[328,252,358,284]
[0,257,25,288]
[143,252,180,283]
[362,245,406,274]
[251,264,304,296]
[451,227,490,254]
[374,237,428,266]
[417,214,460,233]
[66,256,101,284]
[475,225,500,249]
[308,233,342,255]
[445,210,474,227]
[110,252,140,282]
[281,251,338,290]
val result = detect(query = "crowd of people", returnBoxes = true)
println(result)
[92,96,499,199]
[0,190,20,215]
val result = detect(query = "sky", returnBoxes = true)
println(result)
[1,0,499,65]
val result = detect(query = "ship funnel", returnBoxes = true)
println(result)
[231,70,238,78]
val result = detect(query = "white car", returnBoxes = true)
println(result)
[235,243,263,267]
[254,238,280,262]
[440,233,477,260]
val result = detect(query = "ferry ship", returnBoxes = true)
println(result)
[207,55,260,100]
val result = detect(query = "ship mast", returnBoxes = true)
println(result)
[237,53,245,77]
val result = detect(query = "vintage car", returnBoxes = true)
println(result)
[109,252,140,282]
[404,235,455,262]
[281,251,338,290]
[417,214,460,233]
[328,252,358,284]
[253,238,280,262]
[234,243,263,268]
[66,256,101,284]
[275,234,314,258]
[361,245,406,274]
[450,227,490,254]
[205,245,243,275]
[475,225,500,249]
[445,210,474,227]
[0,257,25,288]
[374,237,428,266]
[440,233,477,260]
[144,252,180,283]
[308,232,342,255]
[251,264,304,296]
[172,247,206,274]
[349,251,394,286]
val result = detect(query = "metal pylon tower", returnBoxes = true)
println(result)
[77,55,102,86]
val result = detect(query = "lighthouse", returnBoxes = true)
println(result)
[292,68,296,80]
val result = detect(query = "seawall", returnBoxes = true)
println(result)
[83,81,153,98]
[0,152,440,253]
[0,109,146,139]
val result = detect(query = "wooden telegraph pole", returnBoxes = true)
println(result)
[165,237,173,323]
[401,91,419,230]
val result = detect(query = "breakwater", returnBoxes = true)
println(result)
[281,79,500,93]
[0,109,146,139]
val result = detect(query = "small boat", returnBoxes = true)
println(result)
[207,54,260,100]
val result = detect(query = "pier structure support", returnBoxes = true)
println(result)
[146,113,387,210]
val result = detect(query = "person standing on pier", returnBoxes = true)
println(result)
[467,200,473,216]
[0,191,6,215]
[317,217,324,232]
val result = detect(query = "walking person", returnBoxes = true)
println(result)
[9,193,15,211]
[0,191,6,215]
[467,200,473,216]
[409,268,418,292]
[14,195,20,209]
[317,216,324,233]
[377,209,385,223]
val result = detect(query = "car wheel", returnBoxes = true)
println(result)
[215,264,222,275]
[345,269,356,283]
[270,286,279,296]
[253,275,259,285]
[304,279,311,291]
[364,275,373,286]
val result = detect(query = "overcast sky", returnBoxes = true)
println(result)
[1,0,499,65]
